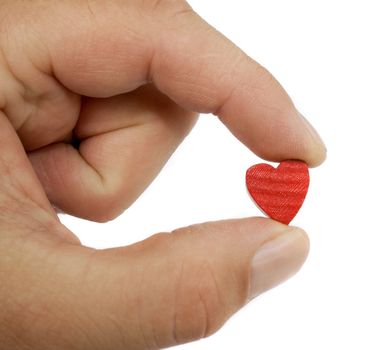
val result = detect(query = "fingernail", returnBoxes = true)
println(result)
[248,228,309,301]
[299,112,327,152]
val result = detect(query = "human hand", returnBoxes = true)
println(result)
[0,1,326,349]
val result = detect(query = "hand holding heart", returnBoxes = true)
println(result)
[0,1,326,349]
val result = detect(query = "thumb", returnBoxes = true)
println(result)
[123,219,308,347]
[9,218,309,349]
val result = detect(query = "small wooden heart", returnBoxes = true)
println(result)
[246,160,310,225]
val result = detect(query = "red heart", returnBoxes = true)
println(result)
[246,160,310,225]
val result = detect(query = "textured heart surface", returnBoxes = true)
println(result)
[246,161,310,225]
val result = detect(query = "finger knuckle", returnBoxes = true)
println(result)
[84,201,123,223]
[73,185,126,223]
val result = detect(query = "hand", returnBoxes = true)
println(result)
[0,1,326,349]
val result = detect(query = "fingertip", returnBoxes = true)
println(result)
[288,225,310,258]
[298,112,327,167]
[248,225,310,301]
[308,146,327,168]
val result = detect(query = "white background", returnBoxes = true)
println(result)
[61,1,389,349]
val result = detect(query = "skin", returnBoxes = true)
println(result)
[0,1,326,349]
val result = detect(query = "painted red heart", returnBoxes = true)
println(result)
[246,160,310,225]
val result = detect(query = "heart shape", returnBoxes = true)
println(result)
[246,160,310,225]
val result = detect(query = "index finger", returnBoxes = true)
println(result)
[151,11,327,166]
[37,0,326,166]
